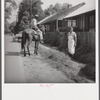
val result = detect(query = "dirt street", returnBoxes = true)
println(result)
[22,40,93,83]
[5,35,93,83]
[5,35,25,83]
[22,53,75,83]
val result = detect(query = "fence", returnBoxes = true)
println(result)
[44,31,95,51]
[76,32,95,50]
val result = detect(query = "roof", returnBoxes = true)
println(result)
[37,13,56,24]
[37,2,85,24]
[64,1,95,18]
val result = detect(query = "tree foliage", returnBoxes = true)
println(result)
[5,0,17,19]
[14,1,72,33]
[5,0,17,33]
[15,0,45,32]
[44,3,72,17]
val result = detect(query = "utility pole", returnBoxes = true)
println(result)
[30,0,32,22]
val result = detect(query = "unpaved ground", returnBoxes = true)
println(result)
[23,54,75,83]
[5,35,25,83]
[22,42,94,83]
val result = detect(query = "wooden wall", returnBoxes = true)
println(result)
[44,31,95,51]
[76,32,95,50]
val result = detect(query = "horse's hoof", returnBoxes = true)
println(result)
[24,54,26,57]
[34,51,35,53]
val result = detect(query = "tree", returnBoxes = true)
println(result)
[32,1,45,20]
[44,5,56,16]
[53,3,62,12]
[44,3,72,17]
[15,0,45,32]
[5,0,17,19]
[5,0,17,33]
[61,3,72,11]
[17,0,44,21]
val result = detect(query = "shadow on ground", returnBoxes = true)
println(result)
[5,52,21,56]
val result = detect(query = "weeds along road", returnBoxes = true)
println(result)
[5,35,93,83]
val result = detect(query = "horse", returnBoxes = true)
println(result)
[21,28,43,56]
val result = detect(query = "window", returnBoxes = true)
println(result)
[67,20,76,27]
[90,15,95,28]
[72,20,76,27]
[45,25,50,31]
[58,21,62,27]
[68,20,71,27]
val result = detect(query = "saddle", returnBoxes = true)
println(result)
[31,28,40,41]
[24,28,42,42]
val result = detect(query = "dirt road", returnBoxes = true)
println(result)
[5,35,93,83]
[22,54,75,83]
[22,40,93,83]
[5,35,25,83]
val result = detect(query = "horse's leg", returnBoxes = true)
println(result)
[27,46,30,56]
[34,41,39,55]
[36,41,39,55]
[34,41,38,55]
[28,37,32,56]
[24,45,26,56]
[24,40,28,56]
[34,41,37,54]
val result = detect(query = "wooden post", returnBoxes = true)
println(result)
[56,20,58,31]
[82,14,85,45]
[71,18,73,27]
[83,14,85,33]
[30,0,32,22]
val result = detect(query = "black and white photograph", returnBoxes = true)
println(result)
[5,0,96,83]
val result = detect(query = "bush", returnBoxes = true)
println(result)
[74,46,93,63]
[80,63,95,81]
[74,46,95,81]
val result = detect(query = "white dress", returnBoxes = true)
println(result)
[68,32,76,55]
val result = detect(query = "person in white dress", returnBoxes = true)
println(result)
[68,27,77,56]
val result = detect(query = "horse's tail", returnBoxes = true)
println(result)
[21,31,27,50]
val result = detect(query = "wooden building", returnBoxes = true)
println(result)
[63,1,95,50]
[38,1,95,50]
[37,2,85,45]
[38,2,85,32]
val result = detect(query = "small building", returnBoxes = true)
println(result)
[63,1,95,50]
[37,2,85,45]
[38,2,85,32]
[38,1,95,51]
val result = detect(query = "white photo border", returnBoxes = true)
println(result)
[1,0,99,100]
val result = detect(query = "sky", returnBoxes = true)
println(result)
[7,0,95,23]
